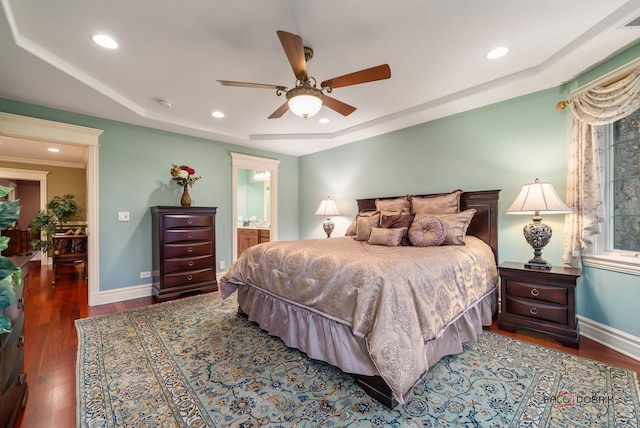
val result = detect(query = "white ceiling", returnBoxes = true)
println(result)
[1,0,639,166]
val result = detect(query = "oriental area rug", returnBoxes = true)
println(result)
[76,292,640,427]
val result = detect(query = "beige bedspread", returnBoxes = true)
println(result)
[220,235,497,403]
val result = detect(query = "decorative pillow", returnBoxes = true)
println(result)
[408,215,446,247]
[433,209,477,245]
[410,189,463,215]
[375,195,410,214]
[368,227,407,247]
[355,212,381,241]
[380,213,415,246]
[346,211,376,236]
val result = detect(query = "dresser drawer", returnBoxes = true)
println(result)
[163,268,215,288]
[163,242,213,258]
[1,313,25,394]
[506,296,568,325]
[506,280,567,305]
[163,214,213,229]
[0,363,26,427]
[164,255,214,274]
[164,228,213,244]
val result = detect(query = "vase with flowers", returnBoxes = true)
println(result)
[170,164,201,207]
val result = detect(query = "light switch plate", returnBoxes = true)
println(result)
[117,211,130,221]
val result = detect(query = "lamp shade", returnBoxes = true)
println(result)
[506,179,572,215]
[288,94,323,118]
[315,197,340,216]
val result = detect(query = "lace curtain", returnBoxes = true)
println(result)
[562,68,640,266]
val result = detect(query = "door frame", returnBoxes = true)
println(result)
[0,112,102,305]
[230,153,280,262]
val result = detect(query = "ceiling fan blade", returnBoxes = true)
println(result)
[217,80,286,91]
[323,95,356,116]
[276,30,308,80]
[321,64,391,90]
[268,102,290,119]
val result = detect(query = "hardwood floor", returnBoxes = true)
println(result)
[17,261,640,427]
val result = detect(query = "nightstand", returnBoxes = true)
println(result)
[498,262,581,348]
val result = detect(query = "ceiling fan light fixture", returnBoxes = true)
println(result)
[286,86,323,118]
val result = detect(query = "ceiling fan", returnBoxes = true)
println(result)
[217,30,391,119]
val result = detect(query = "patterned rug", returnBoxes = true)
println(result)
[76,292,640,427]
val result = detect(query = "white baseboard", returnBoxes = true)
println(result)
[578,316,640,362]
[89,272,228,307]
[91,283,153,306]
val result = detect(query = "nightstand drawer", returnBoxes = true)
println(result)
[506,296,568,325]
[506,280,568,305]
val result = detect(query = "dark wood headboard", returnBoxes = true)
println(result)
[356,190,500,262]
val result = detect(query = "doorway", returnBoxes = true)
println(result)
[230,153,280,262]
[0,112,103,306]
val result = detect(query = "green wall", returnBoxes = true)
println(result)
[300,86,569,265]
[0,98,299,291]
[299,42,640,338]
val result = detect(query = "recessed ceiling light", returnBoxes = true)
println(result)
[92,34,118,49]
[211,111,225,118]
[486,46,508,59]
[318,118,330,124]
[48,148,60,153]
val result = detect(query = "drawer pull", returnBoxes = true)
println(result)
[188,233,193,238]
[188,219,193,225]
[17,297,25,309]
[18,336,25,347]
[530,289,540,297]
[529,307,538,315]
[187,275,193,281]
[188,247,193,253]
[18,373,26,386]
[188,261,194,267]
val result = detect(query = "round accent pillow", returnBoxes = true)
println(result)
[409,215,446,247]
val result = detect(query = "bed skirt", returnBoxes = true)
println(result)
[235,284,498,402]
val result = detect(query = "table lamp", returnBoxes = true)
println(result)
[506,178,572,269]
[315,197,340,238]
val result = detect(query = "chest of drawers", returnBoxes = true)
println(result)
[498,262,581,348]
[151,207,218,301]
[1,256,30,427]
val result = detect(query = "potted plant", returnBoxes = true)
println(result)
[29,194,83,254]
[0,185,21,333]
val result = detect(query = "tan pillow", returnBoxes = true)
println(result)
[355,212,381,241]
[346,211,376,236]
[375,196,410,214]
[408,215,446,247]
[411,189,462,215]
[368,227,407,246]
[433,209,476,245]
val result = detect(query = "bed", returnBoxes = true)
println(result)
[220,189,499,408]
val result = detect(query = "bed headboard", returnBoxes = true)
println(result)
[356,190,500,262]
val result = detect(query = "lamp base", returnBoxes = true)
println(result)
[523,216,552,270]
[322,217,335,238]
[525,259,552,270]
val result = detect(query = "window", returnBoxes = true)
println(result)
[584,108,640,274]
